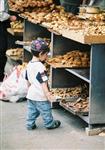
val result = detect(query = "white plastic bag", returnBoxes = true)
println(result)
[0,66,28,102]
[0,12,10,22]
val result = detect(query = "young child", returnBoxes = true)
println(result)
[25,38,61,130]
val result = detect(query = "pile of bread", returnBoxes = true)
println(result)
[20,5,86,34]
[51,84,88,99]
[54,84,89,114]
[84,21,105,35]
[20,5,105,36]
[86,13,105,22]
[8,0,105,36]
[61,97,89,114]
[6,48,23,60]
[8,0,53,12]
[47,50,90,68]
[10,20,23,32]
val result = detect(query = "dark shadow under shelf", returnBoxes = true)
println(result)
[66,68,90,83]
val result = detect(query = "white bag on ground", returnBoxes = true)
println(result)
[0,66,28,102]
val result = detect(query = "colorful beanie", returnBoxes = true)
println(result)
[31,38,49,52]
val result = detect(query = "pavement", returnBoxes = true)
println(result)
[0,100,105,150]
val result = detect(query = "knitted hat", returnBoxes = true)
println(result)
[31,38,49,52]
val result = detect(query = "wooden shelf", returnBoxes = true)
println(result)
[19,14,105,44]
[62,29,105,44]
[47,62,89,69]
[44,25,105,44]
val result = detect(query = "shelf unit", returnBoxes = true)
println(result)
[5,11,24,75]
[7,10,23,50]
[23,19,105,130]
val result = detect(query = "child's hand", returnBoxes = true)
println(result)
[10,15,17,21]
[46,92,56,102]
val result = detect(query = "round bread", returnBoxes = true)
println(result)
[86,7,100,14]
[79,7,86,13]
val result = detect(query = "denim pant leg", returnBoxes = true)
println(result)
[26,99,40,128]
[36,101,54,128]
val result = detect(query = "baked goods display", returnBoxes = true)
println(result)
[41,6,85,32]
[84,22,105,35]
[10,20,24,32]
[18,2,105,37]
[6,48,23,60]
[20,5,85,33]
[47,50,90,68]
[78,12,105,22]
[86,7,100,14]
[8,0,105,39]
[51,84,89,115]
[79,7,86,14]
[61,97,89,115]
[8,0,53,12]
[51,84,89,99]
[21,7,105,38]
[87,13,105,21]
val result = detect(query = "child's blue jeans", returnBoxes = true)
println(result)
[26,99,54,129]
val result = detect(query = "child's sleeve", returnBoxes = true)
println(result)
[25,70,28,80]
[36,66,48,84]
